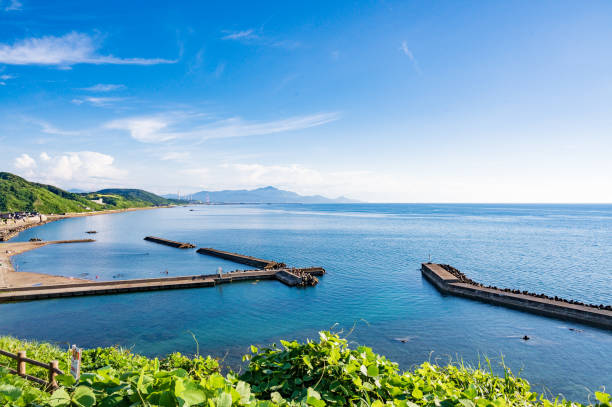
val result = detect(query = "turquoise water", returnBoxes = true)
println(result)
[2,204,611,400]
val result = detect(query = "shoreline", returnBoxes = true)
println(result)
[0,240,94,288]
[0,206,170,242]
[0,206,173,288]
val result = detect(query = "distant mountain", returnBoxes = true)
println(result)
[0,172,180,214]
[68,188,89,193]
[164,186,359,204]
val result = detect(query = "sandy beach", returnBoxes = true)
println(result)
[0,206,169,288]
[0,240,95,288]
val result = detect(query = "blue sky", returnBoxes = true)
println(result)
[1,0,611,202]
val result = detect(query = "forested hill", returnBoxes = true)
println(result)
[0,172,179,213]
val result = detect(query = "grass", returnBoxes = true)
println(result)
[0,332,609,407]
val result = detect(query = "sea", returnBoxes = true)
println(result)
[1,204,611,401]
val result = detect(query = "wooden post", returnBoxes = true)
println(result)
[48,361,59,390]
[17,351,26,376]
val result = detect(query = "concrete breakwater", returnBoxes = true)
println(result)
[0,235,326,301]
[421,263,612,329]
[0,267,325,302]
[196,247,286,269]
[144,236,196,249]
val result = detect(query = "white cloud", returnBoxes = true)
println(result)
[3,0,21,11]
[50,151,123,180]
[221,29,256,40]
[221,29,299,49]
[80,84,125,92]
[400,41,421,73]
[106,112,340,144]
[106,116,172,143]
[0,32,176,66]
[0,73,14,85]
[14,153,36,170]
[72,96,125,107]
[13,151,126,189]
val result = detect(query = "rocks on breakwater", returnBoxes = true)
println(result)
[438,264,612,311]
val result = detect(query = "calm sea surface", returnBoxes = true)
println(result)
[2,204,611,400]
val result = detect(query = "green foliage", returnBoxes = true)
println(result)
[0,172,104,214]
[0,172,179,214]
[92,189,180,207]
[0,367,50,407]
[0,333,609,407]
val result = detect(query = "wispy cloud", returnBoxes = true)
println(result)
[0,73,14,85]
[221,29,257,40]
[0,32,176,66]
[3,0,22,11]
[160,151,191,161]
[221,28,299,49]
[400,41,421,73]
[106,112,340,144]
[72,96,125,107]
[26,118,82,137]
[80,83,125,92]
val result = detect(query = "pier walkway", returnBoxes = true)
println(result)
[421,263,612,330]
[0,234,326,302]
[0,267,325,302]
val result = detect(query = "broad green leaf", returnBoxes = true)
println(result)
[0,384,22,401]
[48,388,71,407]
[367,365,379,377]
[72,385,96,407]
[97,393,126,407]
[56,374,76,387]
[271,391,285,404]
[214,391,232,407]
[307,388,322,400]
[235,381,251,403]
[459,399,476,407]
[596,392,611,404]
[303,355,313,369]
[307,396,326,407]
[180,382,206,406]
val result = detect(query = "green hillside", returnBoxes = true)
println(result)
[0,172,179,214]
[91,188,177,207]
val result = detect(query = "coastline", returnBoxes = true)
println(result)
[0,240,94,288]
[0,206,169,241]
[0,206,172,288]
